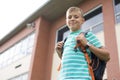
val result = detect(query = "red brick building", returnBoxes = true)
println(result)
[0,0,120,80]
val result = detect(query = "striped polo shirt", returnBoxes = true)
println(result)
[58,29,102,80]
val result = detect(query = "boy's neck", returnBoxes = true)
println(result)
[70,28,81,32]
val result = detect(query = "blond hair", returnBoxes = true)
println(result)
[66,6,84,18]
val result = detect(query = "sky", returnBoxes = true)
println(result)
[0,0,49,40]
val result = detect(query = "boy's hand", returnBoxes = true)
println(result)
[55,41,64,58]
[76,33,88,47]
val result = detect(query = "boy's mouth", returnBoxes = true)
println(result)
[69,21,77,25]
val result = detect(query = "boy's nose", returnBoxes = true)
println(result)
[70,16,75,20]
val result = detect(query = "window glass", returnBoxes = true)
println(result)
[114,0,120,23]
[27,33,35,54]
[9,72,28,80]
[57,6,103,42]
[82,13,103,34]
[0,32,35,69]
[114,0,120,72]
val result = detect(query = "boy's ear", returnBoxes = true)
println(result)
[81,18,85,24]
[82,18,85,22]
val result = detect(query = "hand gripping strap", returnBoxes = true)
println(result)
[75,41,95,80]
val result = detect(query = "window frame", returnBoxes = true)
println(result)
[56,5,103,43]
[113,0,120,24]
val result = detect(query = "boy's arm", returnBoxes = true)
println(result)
[76,33,110,62]
[87,43,110,62]
[56,49,62,59]
[55,41,64,59]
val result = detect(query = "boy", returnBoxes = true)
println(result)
[56,7,110,80]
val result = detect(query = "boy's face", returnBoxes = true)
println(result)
[66,11,84,32]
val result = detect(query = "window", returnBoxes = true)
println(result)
[56,25,69,42]
[82,6,103,34]
[0,32,35,69]
[114,0,120,72]
[56,6,104,42]
[56,6,107,79]
[114,0,120,23]
[26,33,35,54]
[8,72,28,80]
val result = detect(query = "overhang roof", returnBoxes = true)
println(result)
[0,0,83,46]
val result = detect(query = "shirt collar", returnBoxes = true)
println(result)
[70,29,83,35]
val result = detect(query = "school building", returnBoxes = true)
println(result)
[0,0,120,80]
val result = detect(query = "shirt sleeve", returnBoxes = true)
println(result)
[85,31,102,48]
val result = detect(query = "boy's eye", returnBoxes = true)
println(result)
[67,15,79,19]
[68,15,72,19]
[74,15,79,19]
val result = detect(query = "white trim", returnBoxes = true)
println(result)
[55,25,67,44]
[57,25,67,31]
[113,0,120,24]
[83,21,103,32]
[8,72,28,80]
[82,5,103,33]
[56,5,103,43]
[83,4,102,16]
[115,12,120,16]
[113,0,117,24]
[55,29,58,44]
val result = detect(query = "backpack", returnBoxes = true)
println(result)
[91,51,106,80]
[61,32,106,80]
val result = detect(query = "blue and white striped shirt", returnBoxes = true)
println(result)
[58,29,102,80]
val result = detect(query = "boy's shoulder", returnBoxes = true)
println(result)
[84,31,95,37]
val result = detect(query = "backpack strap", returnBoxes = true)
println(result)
[75,32,95,80]
[61,37,67,55]
[57,62,61,71]
[57,32,88,71]
[57,37,67,71]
